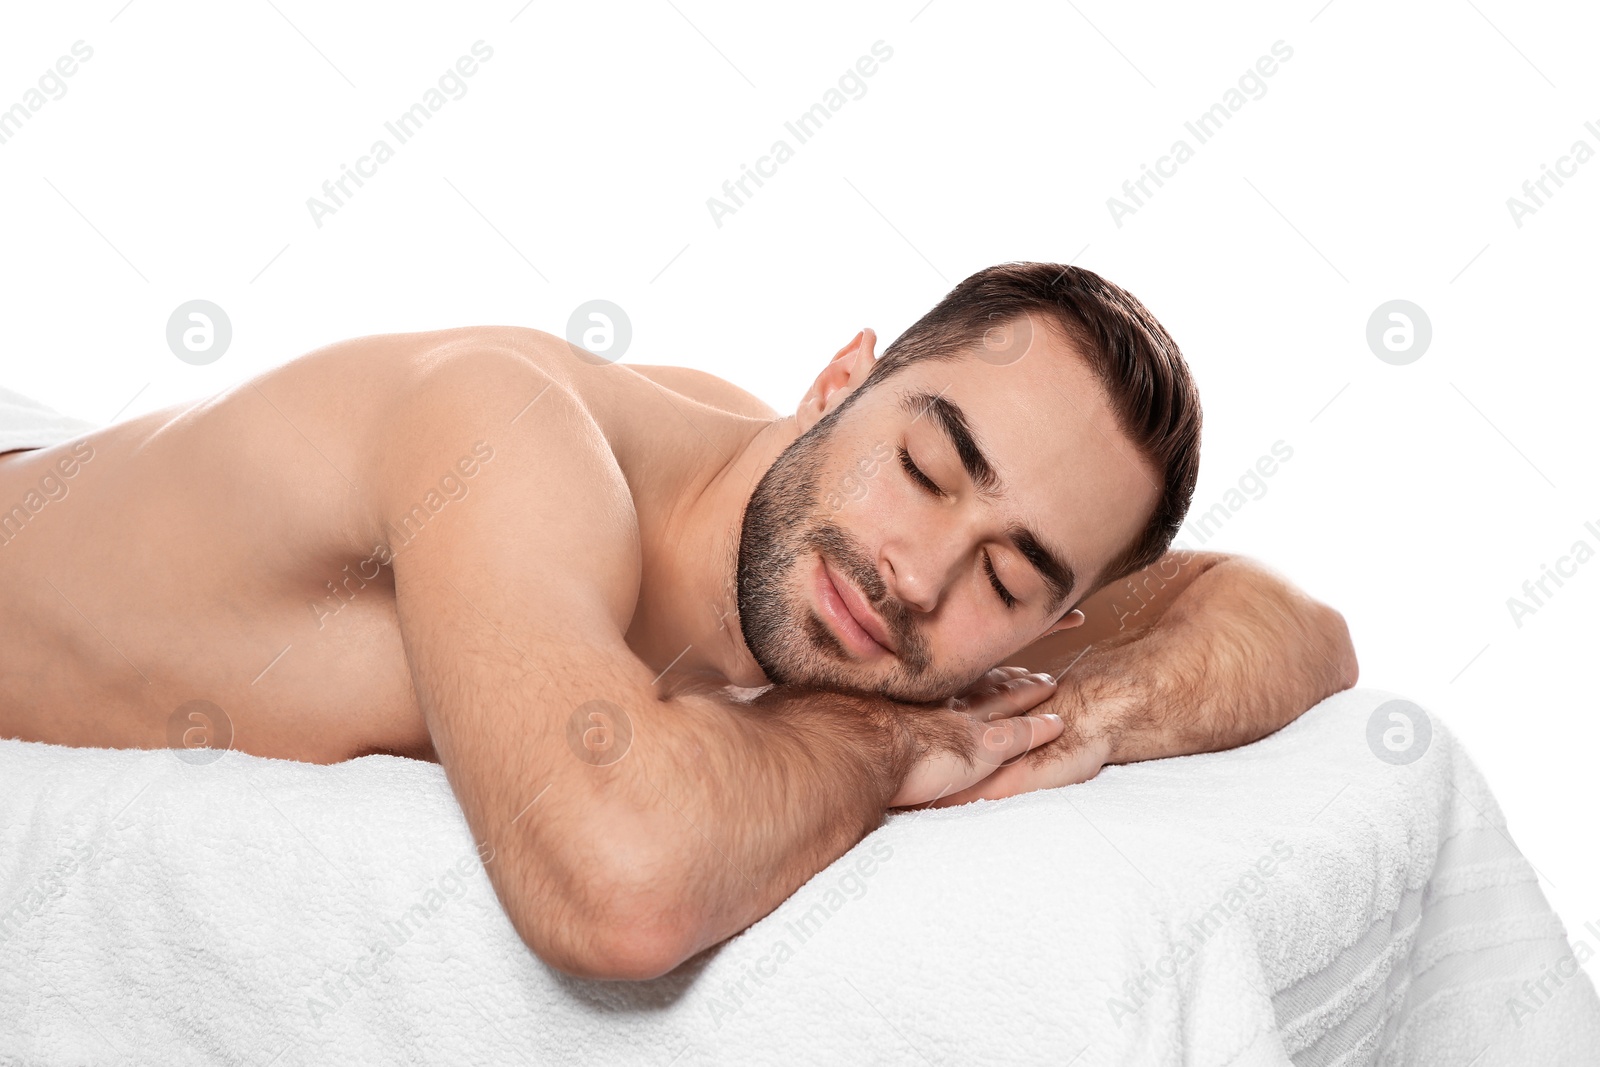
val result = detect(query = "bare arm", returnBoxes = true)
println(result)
[927,549,1359,805]
[378,350,1060,978]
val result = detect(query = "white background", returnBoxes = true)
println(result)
[2,0,1596,977]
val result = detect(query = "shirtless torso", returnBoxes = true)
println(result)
[0,326,778,765]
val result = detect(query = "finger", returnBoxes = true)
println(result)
[927,760,1037,807]
[967,673,1058,721]
[975,669,1008,692]
[970,711,1064,769]
[929,741,1103,807]
[964,666,1028,696]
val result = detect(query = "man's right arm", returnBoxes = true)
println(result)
[375,349,1060,980]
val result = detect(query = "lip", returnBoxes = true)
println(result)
[815,555,896,657]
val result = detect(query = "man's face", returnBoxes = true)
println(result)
[736,317,1162,704]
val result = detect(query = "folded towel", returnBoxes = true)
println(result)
[0,386,97,454]
[2,688,1595,1065]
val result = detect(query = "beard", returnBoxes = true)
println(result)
[733,405,973,704]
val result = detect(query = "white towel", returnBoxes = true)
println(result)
[0,386,98,453]
[2,687,1596,1065]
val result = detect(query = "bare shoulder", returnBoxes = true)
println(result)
[368,329,644,631]
[361,324,777,420]
[374,327,629,515]
[626,364,780,419]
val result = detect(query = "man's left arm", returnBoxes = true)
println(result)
[924,550,1359,806]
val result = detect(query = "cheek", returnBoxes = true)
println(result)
[830,496,892,555]
[953,583,1043,663]
[920,602,998,669]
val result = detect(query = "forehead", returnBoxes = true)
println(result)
[872,315,1162,593]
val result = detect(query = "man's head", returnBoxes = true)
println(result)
[735,262,1201,703]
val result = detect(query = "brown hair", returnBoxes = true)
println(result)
[853,262,1202,597]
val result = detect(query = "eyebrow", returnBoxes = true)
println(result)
[897,389,1078,612]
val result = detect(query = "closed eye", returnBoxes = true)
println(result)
[898,446,945,497]
[984,551,1018,609]
[903,444,1018,609]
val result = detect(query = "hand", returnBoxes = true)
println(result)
[921,729,1112,808]
[888,667,1065,808]
[920,669,1115,807]
[921,653,1136,807]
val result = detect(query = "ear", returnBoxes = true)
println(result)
[796,328,878,434]
[1044,608,1086,637]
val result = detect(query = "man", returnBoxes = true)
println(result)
[0,262,1356,981]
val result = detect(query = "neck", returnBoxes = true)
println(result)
[615,388,803,690]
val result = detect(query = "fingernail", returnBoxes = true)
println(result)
[1042,713,1062,723]
[1029,673,1056,685]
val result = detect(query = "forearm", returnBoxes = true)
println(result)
[601,682,916,971]
[1043,557,1358,764]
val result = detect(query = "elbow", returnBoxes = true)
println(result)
[526,916,690,983]
[1322,605,1359,691]
[511,843,696,982]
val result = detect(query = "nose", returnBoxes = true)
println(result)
[882,523,969,614]
[883,555,939,613]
